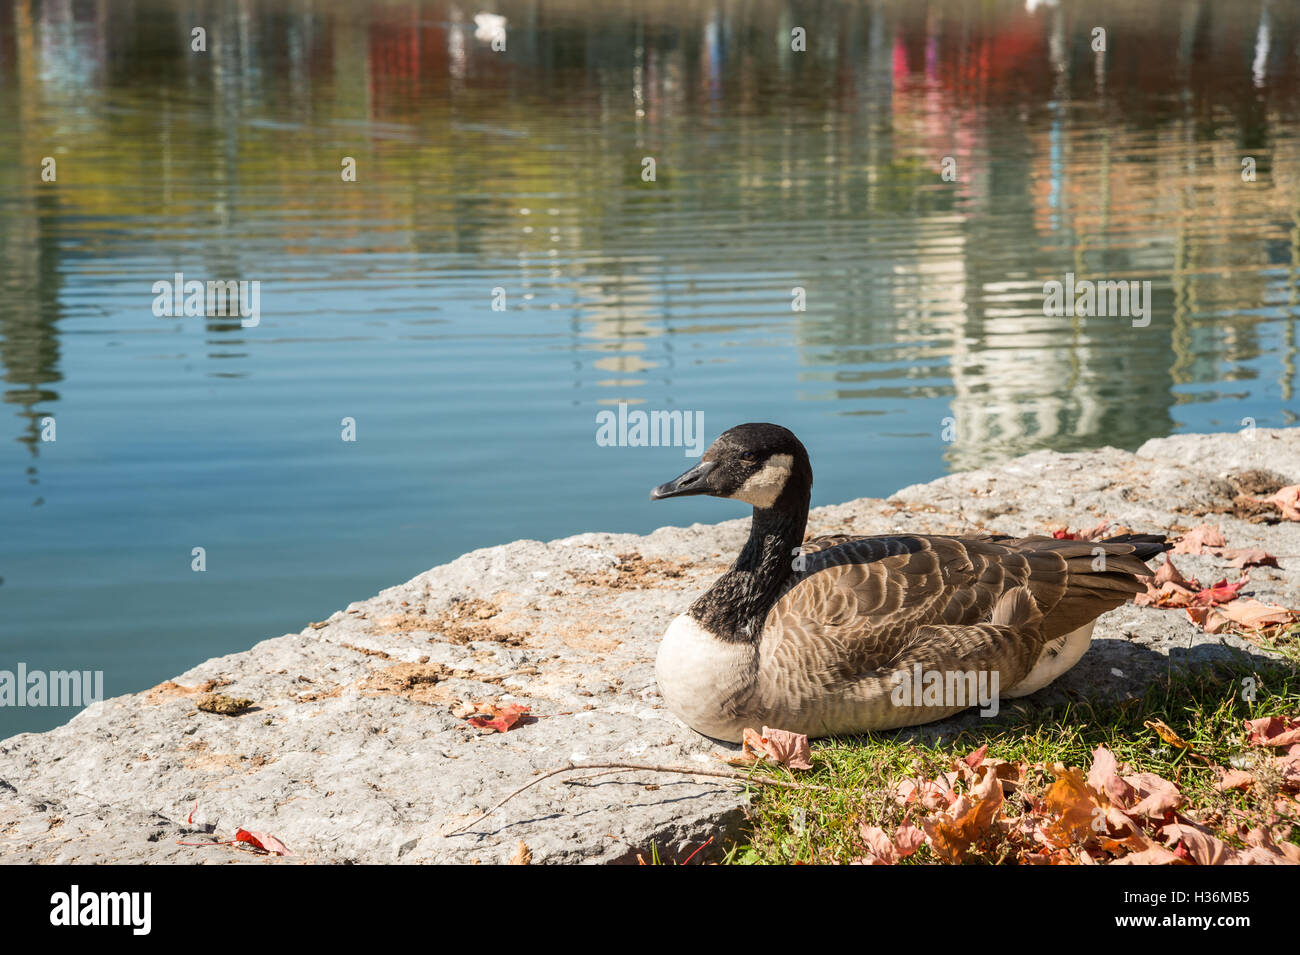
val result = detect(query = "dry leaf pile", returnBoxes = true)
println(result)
[853,727,1300,865]
[1133,548,1296,638]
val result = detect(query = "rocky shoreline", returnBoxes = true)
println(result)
[2,429,1299,864]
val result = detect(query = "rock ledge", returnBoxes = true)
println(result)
[2,429,1298,863]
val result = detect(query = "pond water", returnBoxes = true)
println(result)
[2,0,1298,733]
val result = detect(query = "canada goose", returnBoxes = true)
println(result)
[649,423,1166,742]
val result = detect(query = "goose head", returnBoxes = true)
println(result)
[650,422,812,511]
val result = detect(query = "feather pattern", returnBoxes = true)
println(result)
[745,534,1160,737]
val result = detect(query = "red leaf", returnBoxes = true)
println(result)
[1190,576,1247,607]
[234,828,295,856]
[466,702,531,733]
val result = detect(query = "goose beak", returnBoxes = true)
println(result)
[650,460,716,500]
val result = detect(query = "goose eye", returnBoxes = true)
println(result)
[741,451,757,461]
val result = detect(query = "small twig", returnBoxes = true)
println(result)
[445,761,829,835]
[561,769,627,786]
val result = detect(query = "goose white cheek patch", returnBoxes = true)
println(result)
[729,453,793,508]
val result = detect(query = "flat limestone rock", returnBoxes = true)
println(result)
[1,429,1297,863]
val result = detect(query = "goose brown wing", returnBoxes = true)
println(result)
[759,533,1162,693]
[765,536,1034,675]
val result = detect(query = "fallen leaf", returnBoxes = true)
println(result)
[855,819,926,865]
[895,774,956,810]
[1162,823,1294,865]
[1183,599,1290,634]
[736,726,813,770]
[1043,768,1100,846]
[1215,769,1255,792]
[1245,715,1300,748]
[509,841,532,865]
[1277,747,1300,791]
[1124,772,1184,819]
[1234,846,1298,864]
[1137,581,1197,608]
[1267,485,1300,521]
[1162,823,1233,865]
[1145,718,1192,750]
[893,821,925,858]
[1152,554,1195,589]
[857,825,897,864]
[1218,548,1278,569]
[1190,575,1248,607]
[1215,599,1296,633]
[1079,519,1113,540]
[1078,750,1176,834]
[466,701,531,733]
[920,767,1004,863]
[1086,746,1136,807]
[1109,845,1187,865]
[1135,556,1203,608]
[234,828,295,856]
[1172,525,1227,554]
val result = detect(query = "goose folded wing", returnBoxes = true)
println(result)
[759,534,1159,692]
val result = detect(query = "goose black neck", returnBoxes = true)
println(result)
[689,484,810,644]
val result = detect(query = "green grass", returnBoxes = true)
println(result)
[718,657,1300,865]
[1249,621,1300,665]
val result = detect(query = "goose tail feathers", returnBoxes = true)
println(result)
[1097,532,1170,561]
